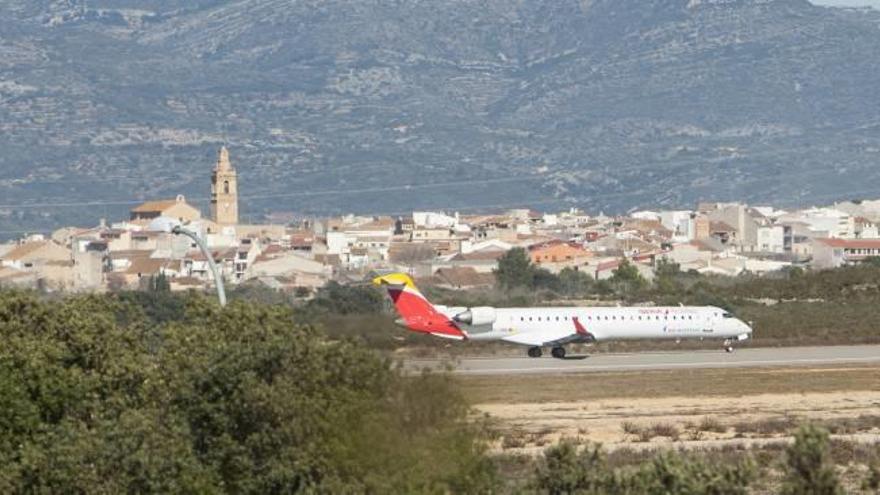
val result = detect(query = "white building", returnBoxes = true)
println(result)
[413,211,458,228]
[659,211,695,240]
[812,238,880,269]
[756,225,785,253]
[780,208,854,239]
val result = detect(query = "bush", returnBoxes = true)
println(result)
[530,441,756,494]
[532,441,606,494]
[621,421,641,436]
[864,461,880,492]
[698,416,727,434]
[781,424,843,495]
[648,423,680,441]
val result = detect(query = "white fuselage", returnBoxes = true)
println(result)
[435,305,752,347]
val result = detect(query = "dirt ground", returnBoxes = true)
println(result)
[468,366,880,455]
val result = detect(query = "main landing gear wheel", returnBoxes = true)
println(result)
[527,347,543,358]
[551,347,566,359]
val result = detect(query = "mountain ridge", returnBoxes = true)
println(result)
[1,0,879,233]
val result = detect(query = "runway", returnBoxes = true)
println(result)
[404,345,880,375]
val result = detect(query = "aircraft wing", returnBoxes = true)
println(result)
[542,333,590,347]
[503,317,596,347]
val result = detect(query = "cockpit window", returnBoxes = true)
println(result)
[722,312,735,318]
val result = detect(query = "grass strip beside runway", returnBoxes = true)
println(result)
[458,364,880,404]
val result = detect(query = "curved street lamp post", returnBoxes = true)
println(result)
[148,216,226,307]
[172,225,227,307]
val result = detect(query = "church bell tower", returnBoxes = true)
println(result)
[211,146,239,225]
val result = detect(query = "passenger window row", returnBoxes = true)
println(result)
[519,314,698,322]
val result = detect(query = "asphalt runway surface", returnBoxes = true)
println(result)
[405,345,880,375]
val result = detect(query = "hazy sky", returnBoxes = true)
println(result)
[811,0,880,7]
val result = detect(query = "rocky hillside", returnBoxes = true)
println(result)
[2,0,879,232]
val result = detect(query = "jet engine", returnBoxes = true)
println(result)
[453,306,496,326]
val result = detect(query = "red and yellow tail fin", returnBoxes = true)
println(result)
[372,273,466,340]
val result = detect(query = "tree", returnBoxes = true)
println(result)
[532,267,562,292]
[654,257,681,278]
[150,272,171,292]
[781,424,843,495]
[494,248,535,289]
[304,281,385,315]
[654,257,683,295]
[610,258,647,295]
[557,267,594,297]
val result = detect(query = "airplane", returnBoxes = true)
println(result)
[373,272,753,358]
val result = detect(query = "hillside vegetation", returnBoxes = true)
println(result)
[4,0,880,232]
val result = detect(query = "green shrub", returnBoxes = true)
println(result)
[530,441,756,495]
[781,424,843,495]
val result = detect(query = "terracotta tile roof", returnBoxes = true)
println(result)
[130,199,179,213]
[2,241,49,261]
[290,238,312,248]
[124,257,172,275]
[187,248,237,261]
[262,244,285,256]
[816,238,880,249]
[709,221,737,233]
[109,249,154,259]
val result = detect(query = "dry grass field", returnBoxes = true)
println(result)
[459,365,880,453]
[461,364,880,492]
[460,364,880,404]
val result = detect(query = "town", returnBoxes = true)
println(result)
[2,146,880,294]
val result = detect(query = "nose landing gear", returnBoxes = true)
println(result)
[723,339,734,353]
[527,346,543,358]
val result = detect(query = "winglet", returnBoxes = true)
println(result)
[372,272,419,291]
